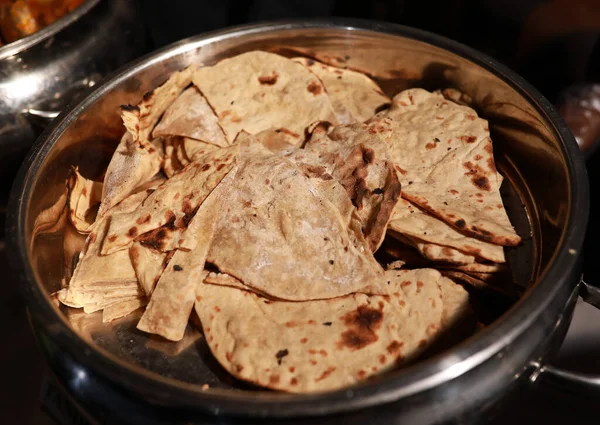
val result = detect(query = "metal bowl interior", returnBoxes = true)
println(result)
[9,20,588,417]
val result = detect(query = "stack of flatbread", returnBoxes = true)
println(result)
[36,50,521,393]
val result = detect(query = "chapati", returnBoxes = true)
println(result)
[192,51,338,145]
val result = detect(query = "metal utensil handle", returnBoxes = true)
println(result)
[532,280,600,394]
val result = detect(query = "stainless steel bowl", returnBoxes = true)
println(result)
[0,0,146,192]
[7,20,596,424]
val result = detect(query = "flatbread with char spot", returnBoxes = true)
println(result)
[292,57,390,124]
[369,88,520,246]
[195,268,449,393]
[303,121,401,252]
[388,198,505,263]
[192,51,338,146]
[101,145,238,255]
[136,165,235,341]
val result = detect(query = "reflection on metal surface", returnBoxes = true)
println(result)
[1,72,42,101]
[0,0,145,188]
[579,279,600,310]
[23,108,60,119]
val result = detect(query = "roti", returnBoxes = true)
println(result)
[153,86,228,147]
[98,131,163,217]
[388,199,505,263]
[61,190,152,312]
[136,164,230,341]
[304,121,401,252]
[195,268,446,393]
[192,51,338,145]
[66,167,103,233]
[369,88,521,246]
[293,57,390,124]
[134,65,196,146]
[57,50,519,393]
[206,136,384,301]
[101,145,238,255]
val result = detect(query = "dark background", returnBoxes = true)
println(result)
[4,0,600,423]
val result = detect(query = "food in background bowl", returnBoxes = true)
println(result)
[34,50,521,393]
[0,0,85,45]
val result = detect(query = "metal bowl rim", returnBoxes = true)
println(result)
[7,18,589,417]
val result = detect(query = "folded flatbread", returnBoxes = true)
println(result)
[192,51,338,145]
[293,57,390,124]
[196,268,452,393]
[102,145,238,254]
[206,137,384,301]
[388,199,505,263]
[153,86,228,147]
[66,167,103,233]
[136,165,235,341]
[370,88,521,246]
[304,121,401,252]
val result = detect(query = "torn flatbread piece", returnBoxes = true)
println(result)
[102,297,148,323]
[153,86,228,147]
[293,57,390,124]
[442,270,516,300]
[63,189,151,305]
[192,51,338,145]
[98,131,163,217]
[438,276,470,331]
[388,199,505,263]
[67,167,103,233]
[133,65,196,145]
[32,185,69,241]
[370,88,520,246]
[66,228,136,292]
[129,242,172,296]
[99,67,195,216]
[102,145,238,255]
[207,138,384,301]
[195,268,444,393]
[304,121,401,252]
[389,231,476,265]
[136,167,229,341]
